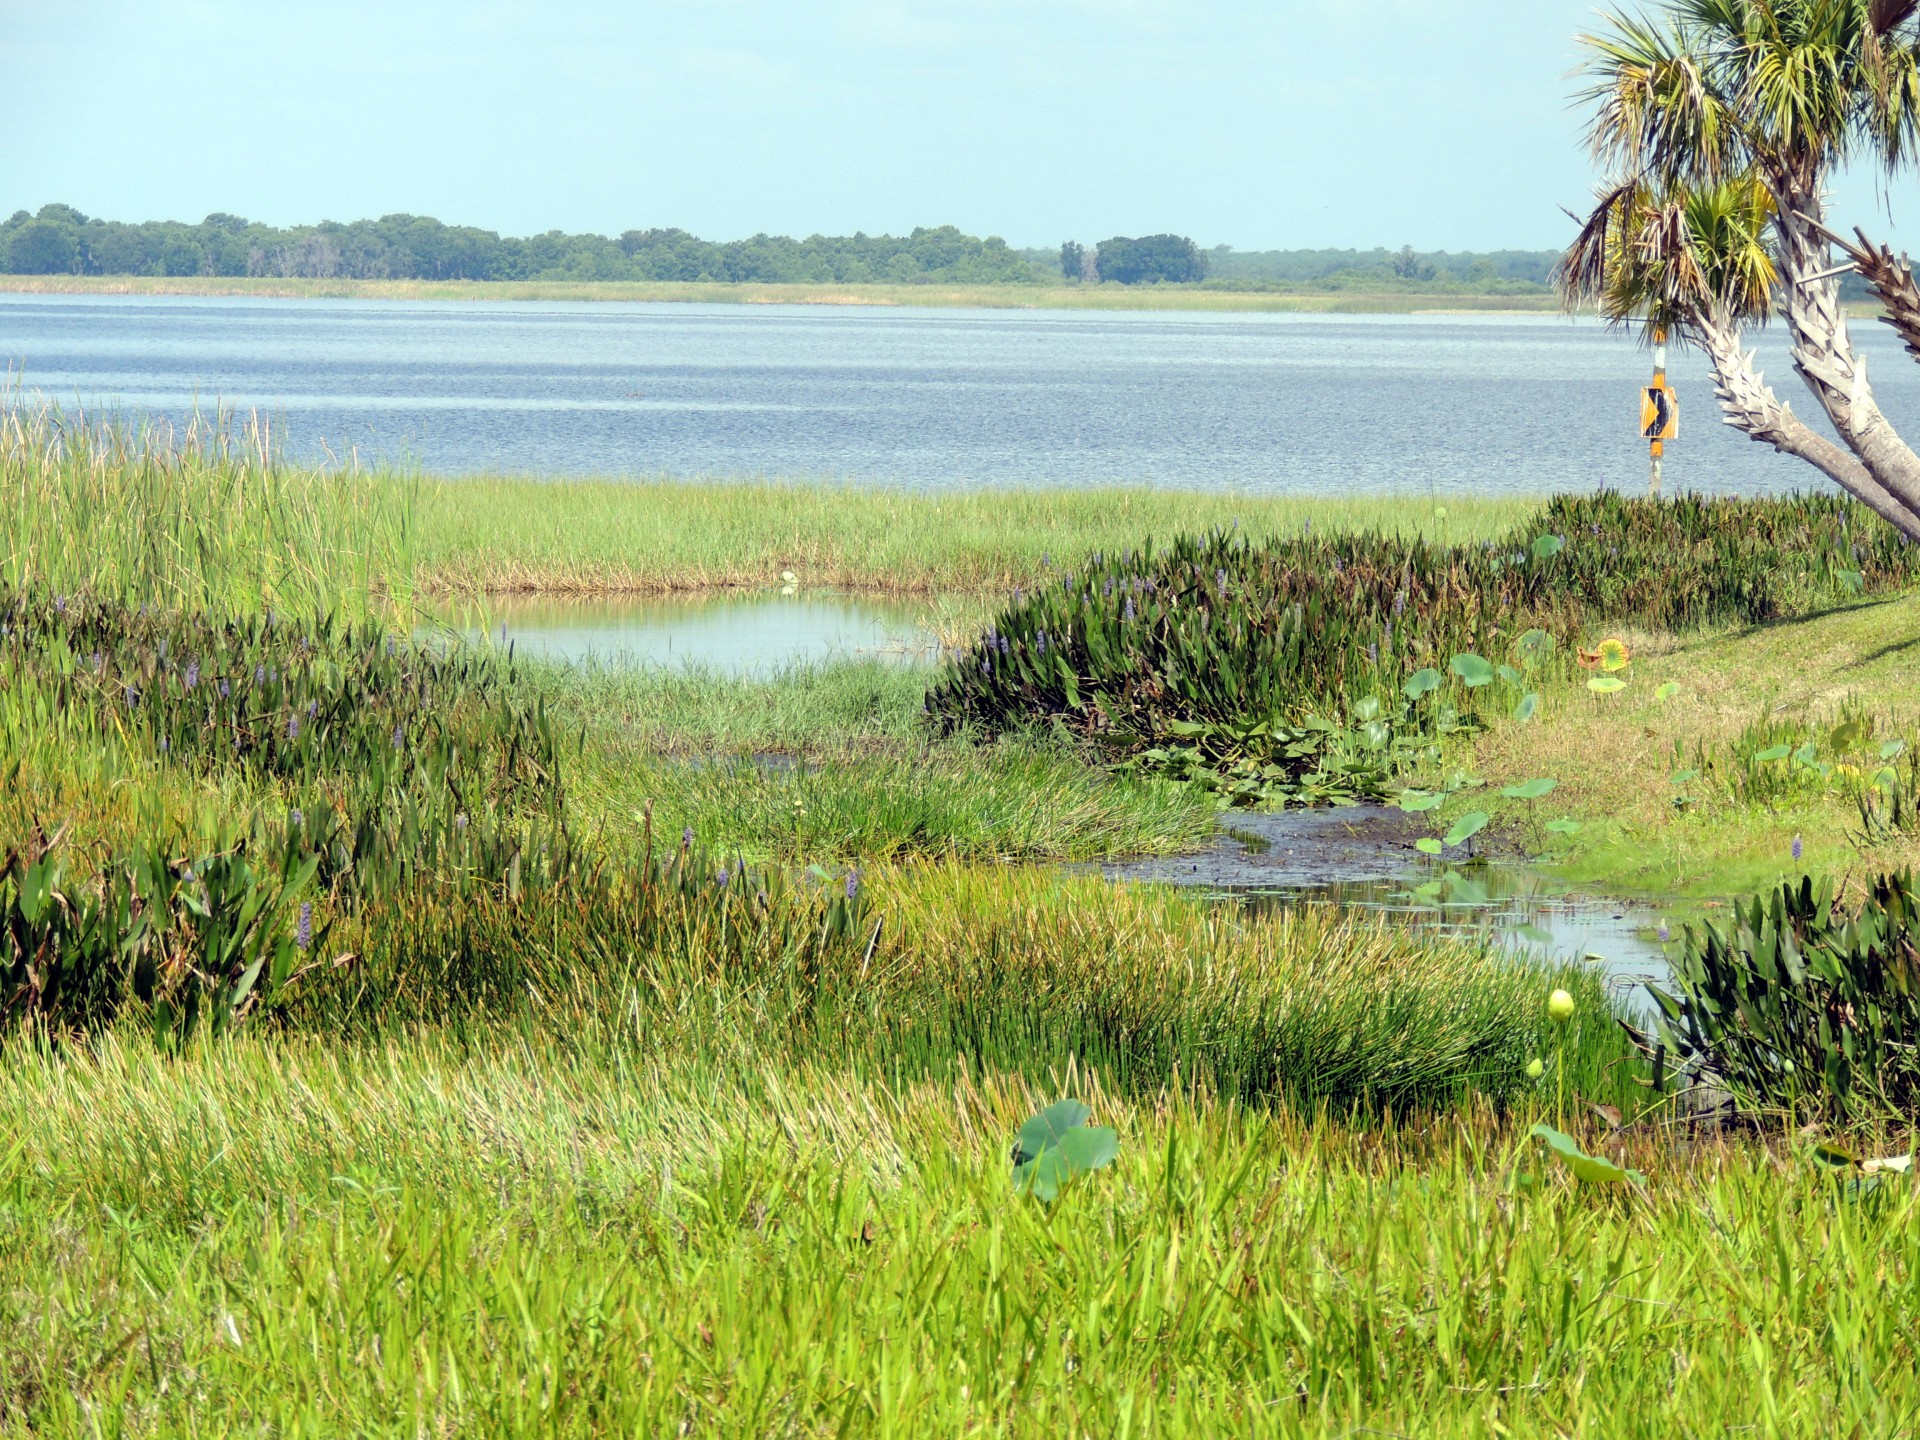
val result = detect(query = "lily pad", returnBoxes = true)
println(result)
[1655,681,1681,701]
[1754,743,1792,764]
[1531,1124,1645,1186]
[1443,811,1489,847]
[1587,676,1627,695]
[1450,653,1495,688]
[1501,777,1557,801]
[1415,837,1444,856]
[1398,790,1444,813]
[1545,818,1583,836]
[1513,692,1539,723]
[1403,668,1443,700]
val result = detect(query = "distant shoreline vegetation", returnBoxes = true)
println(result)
[1,203,1561,296]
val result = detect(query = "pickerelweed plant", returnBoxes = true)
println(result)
[926,492,1920,804]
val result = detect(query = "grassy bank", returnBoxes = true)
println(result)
[411,478,1531,597]
[4,1032,1914,1437]
[0,273,1568,314]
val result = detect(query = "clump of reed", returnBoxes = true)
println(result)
[0,395,414,621]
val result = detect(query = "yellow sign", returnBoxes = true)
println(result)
[1640,385,1678,441]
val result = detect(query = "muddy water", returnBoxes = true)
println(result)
[431,591,942,673]
[1102,806,1676,1017]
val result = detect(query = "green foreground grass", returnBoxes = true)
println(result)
[0,272,1567,313]
[5,1031,1915,1438]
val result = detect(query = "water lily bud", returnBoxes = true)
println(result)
[1526,1057,1545,1080]
[1548,989,1576,1024]
[1783,1059,1795,1074]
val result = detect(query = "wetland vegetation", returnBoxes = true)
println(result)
[8,391,1920,1434]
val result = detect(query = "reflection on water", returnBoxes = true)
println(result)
[1103,806,1677,1016]
[431,591,941,673]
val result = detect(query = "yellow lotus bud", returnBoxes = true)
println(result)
[1548,989,1576,1024]
[1526,1057,1544,1080]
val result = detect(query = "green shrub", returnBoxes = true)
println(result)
[1644,872,1920,1123]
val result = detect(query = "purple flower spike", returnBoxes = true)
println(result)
[845,868,860,900]
[184,660,199,690]
[286,714,300,741]
[1657,921,1670,942]
[295,902,312,951]
[1792,834,1804,862]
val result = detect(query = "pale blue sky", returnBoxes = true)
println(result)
[3,0,1911,249]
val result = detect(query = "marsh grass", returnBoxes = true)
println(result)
[1,398,413,620]
[411,477,1531,597]
[2,1028,1914,1437]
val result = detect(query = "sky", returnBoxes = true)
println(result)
[3,0,1914,251]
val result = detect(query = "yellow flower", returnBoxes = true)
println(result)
[1596,637,1631,673]
[1548,989,1576,1024]
[1526,1057,1545,1079]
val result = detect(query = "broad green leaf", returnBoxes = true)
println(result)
[1655,681,1681,701]
[1398,790,1444,813]
[1531,1124,1645,1186]
[1443,811,1489,847]
[1791,742,1819,769]
[1496,663,1524,686]
[1403,668,1443,700]
[1352,695,1382,723]
[1754,744,1792,764]
[1360,720,1391,750]
[1545,818,1583,835]
[1013,1099,1092,1165]
[1515,629,1556,670]
[1450,653,1495,688]
[1670,768,1699,785]
[1880,738,1907,761]
[1501,777,1557,801]
[1586,676,1627,695]
[1531,533,1566,560]
[1513,692,1539,723]
[1415,837,1444,856]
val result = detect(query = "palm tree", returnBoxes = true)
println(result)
[1573,0,1920,531]
[1560,173,1920,532]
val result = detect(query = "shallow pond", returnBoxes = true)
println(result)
[431,591,942,673]
[1102,806,1677,1018]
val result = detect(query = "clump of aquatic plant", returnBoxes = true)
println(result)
[0,826,323,1043]
[1638,872,1920,1124]
[928,492,1918,801]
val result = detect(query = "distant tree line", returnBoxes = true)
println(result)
[1056,234,1209,284]
[0,204,1044,284]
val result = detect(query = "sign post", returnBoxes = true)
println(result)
[1640,324,1678,497]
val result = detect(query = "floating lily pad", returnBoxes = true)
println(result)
[1587,676,1627,695]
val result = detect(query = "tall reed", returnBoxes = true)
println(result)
[0,394,415,621]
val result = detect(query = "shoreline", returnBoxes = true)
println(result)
[0,273,1568,316]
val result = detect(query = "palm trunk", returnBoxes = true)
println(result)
[1771,184,1920,524]
[1695,312,1920,539]
[1813,223,1920,368]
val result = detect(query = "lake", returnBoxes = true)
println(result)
[6,291,1916,496]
